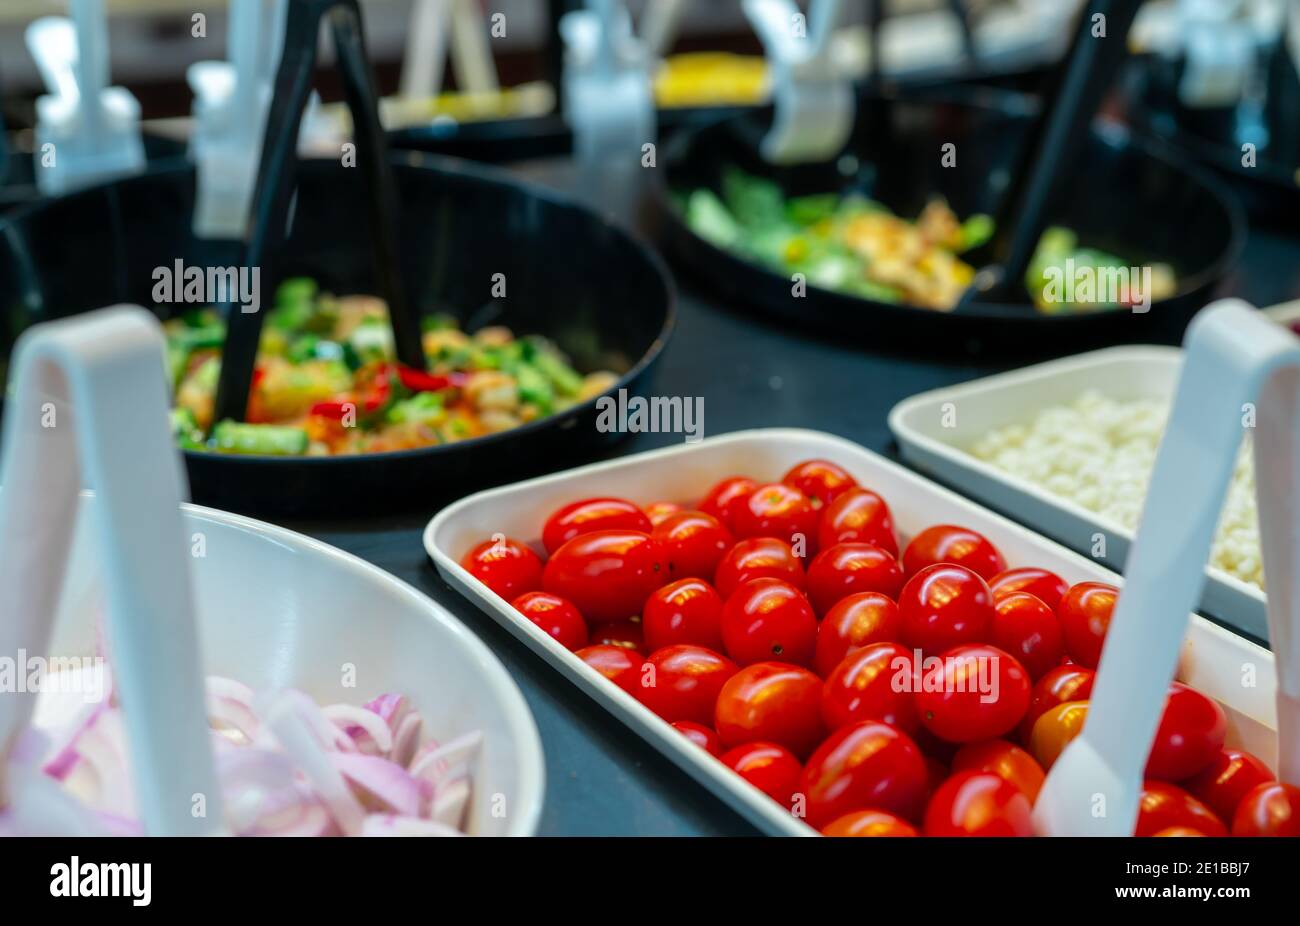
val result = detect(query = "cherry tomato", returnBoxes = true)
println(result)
[814,592,901,678]
[1146,682,1226,781]
[575,644,642,695]
[642,578,725,652]
[1020,665,1095,741]
[644,501,682,526]
[915,644,1031,743]
[698,476,759,532]
[671,720,722,757]
[720,578,818,668]
[721,742,803,809]
[989,567,1069,613]
[821,810,918,837]
[733,482,818,550]
[782,459,857,508]
[1232,782,1300,837]
[1153,827,1208,837]
[510,591,588,651]
[587,619,644,654]
[635,644,737,725]
[714,537,806,599]
[951,739,1045,802]
[715,662,825,759]
[924,771,1033,836]
[897,564,994,654]
[1184,748,1274,824]
[821,642,919,736]
[1028,701,1089,770]
[800,721,929,828]
[902,525,1006,580]
[817,487,898,556]
[651,510,734,581]
[461,536,543,600]
[1057,582,1117,668]
[542,530,667,623]
[990,592,1063,680]
[542,497,652,554]
[1135,781,1227,836]
[805,543,904,617]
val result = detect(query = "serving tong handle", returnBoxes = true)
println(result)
[0,308,223,836]
[1034,299,1300,836]
[212,0,425,428]
[962,0,1142,308]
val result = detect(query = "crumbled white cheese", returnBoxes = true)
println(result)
[969,390,1261,589]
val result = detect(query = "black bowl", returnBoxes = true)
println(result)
[0,151,675,518]
[653,87,1245,356]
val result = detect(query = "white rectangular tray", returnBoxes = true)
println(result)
[888,346,1269,641]
[425,428,1278,836]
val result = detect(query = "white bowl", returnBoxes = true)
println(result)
[42,497,545,837]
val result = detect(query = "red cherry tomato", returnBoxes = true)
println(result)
[1028,701,1089,770]
[817,487,898,556]
[698,476,758,532]
[915,644,1031,744]
[461,536,543,600]
[587,619,644,654]
[733,482,818,550]
[989,567,1069,612]
[510,591,589,651]
[805,543,904,617]
[714,662,825,759]
[1183,748,1274,824]
[1153,827,1208,837]
[814,592,901,678]
[720,578,818,668]
[821,642,919,736]
[1135,781,1227,836]
[951,739,1045,802]
[800,721,929,828]
[541,497,652,554]
[651,510,734,581]
[671,720,722,757]
[721,742,803,809]
[644,501,682,526]
[924,771,1034,836]
[713,537,806,598]
[897,564,994,654]
[1232,782,1300,837]
[542,530,667,622]
[635,645,737,725]
[902,525,1006,580]
[1057,582,1117,668]
[575,644,642,695]
[821,810,918,837]
[1019,664,1096,741]
[642,578,725,652]
[990,592,1064,680]
[782,459,858,508]
[1144,682,1227,781]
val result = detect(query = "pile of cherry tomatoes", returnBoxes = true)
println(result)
[461,459,1298,837]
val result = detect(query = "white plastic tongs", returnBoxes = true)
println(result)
[1036,299,1300,835]
[25,0,145,195]
[188,0,288,239]
[743,0,852,165]
[0,309,223,836]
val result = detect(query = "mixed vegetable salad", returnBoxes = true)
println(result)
[683,169,1176,313]
[167,278,618,456]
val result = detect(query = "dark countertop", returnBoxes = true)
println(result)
[291,157,1300,836]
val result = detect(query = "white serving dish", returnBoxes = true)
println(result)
[40,496,546,837]
[424,428,1278,836]
[888,345,1270,641]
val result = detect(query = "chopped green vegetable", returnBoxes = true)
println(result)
[532,349,584,396]
[210,421,309,456]
[515,363,554,412]
[170,408,204,450]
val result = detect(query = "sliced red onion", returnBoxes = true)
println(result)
[323,704,392,756]
[390,712,422,769]
[206,677,260,744]
[410,730,483,785]
[332,752,424,817]
[429,776,472,830]
[360,814,465,837]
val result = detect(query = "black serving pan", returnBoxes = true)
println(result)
[0,151,675,518]
[653,86,1245,356]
